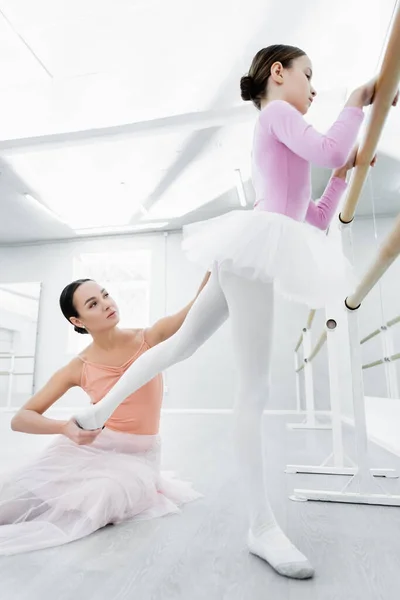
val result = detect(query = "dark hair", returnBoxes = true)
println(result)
[59,279,93,335]
[240,44,306,110]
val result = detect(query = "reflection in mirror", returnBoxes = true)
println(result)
[0,283,41,410]
[353,153,400,400]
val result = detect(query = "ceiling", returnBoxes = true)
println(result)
[0,0,399,245]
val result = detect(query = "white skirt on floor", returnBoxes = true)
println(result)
[0,428,201,556]
[182,210,356,308]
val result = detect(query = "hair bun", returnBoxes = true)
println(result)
[240,75,254,101]
[74,325,89,335]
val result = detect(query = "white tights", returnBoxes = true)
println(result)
[75,267,313,578]
[77,266,229,430]
[218,270,275,533]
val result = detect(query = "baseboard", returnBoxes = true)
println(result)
[161,409,329,416]
[341,414,400,459]
[0,407,331,416]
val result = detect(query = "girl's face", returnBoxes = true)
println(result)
[70,281,120,334]
[273,54,317,114]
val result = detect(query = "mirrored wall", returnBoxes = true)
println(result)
[0,282,41,410]
[352,144,400,400]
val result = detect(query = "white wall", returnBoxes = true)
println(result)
[1,217,397,417]
[0,231,316,413]
[1,218,398,458]
[0,234,165,409]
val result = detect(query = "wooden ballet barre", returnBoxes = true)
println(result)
[307,309,316,329]
[386,315,400,328]
[296,329,327,372]
[0,371,33,376]
[362,358,385,370]
[294,309,316,352]
[340,4,400,224]
[360,314,400,345]
[294,309,316,353]
[346,213,400,309]
[307,330,327,363]
[0,354,34,359]
[360,328,382,345]
[363,351,400,370]
[295,333,303,353]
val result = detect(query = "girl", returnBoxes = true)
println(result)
[0,273,209,555]
[73,45,396,578]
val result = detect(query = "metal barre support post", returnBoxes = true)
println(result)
[289,5,400,492]
[288,322,332,432]
[288,311,398,480]
[287,316,387,478]
[292,305,399,500]
[288,318,344,475]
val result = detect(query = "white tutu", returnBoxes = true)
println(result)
[0,429,201,556]
[182,210,356,308]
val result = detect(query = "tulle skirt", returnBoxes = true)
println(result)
[0,428,201,556]
[182,210,356,308]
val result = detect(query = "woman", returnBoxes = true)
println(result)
[0,273,210,555]
[74,45,396,579]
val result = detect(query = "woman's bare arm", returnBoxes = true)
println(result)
[11,358,82,435]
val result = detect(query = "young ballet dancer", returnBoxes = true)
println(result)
[0,273,210,555]
[74,45,397,578]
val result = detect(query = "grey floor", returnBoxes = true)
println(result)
[1,412,400,600]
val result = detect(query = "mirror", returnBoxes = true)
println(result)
[0,282,41,410]
[353,157,400,400]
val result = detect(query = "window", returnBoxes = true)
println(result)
[68,250,152,354]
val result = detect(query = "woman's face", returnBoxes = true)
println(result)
[70,281,120,334]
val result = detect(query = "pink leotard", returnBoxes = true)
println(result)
[252,100,364,229]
